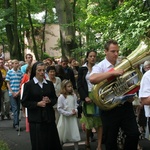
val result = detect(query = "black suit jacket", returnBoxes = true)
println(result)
[21,79,57,123]
[77,66,89,101]
[63,66,77,89]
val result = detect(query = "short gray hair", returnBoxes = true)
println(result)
[143,60,150,67]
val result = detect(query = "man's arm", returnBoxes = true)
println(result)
[141,97,150,105]
[90,70,124,84]
[6,81,13,94]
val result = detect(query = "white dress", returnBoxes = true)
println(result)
[57,94,81,143]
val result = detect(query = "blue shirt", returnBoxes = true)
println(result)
[21,64,28,74]
[6,69,23,96]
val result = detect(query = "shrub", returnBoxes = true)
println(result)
[0,140,10,150]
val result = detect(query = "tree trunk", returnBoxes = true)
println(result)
[41,9,47,60]
[54,0,77,58]
[12,0,22,60]
[4,0,14,57]
[4,0,22,60]
[27,0,39,61]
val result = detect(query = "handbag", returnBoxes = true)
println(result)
[83,102,100,117]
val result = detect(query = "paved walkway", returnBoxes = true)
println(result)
[0,114,150,150]
[0,115,103,150]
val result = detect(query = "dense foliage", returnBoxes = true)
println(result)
[0,0,149,60]
[75,0,150,58]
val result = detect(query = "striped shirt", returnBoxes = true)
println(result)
[5,68,23,96]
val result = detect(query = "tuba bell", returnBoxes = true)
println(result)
[91,40,150,110]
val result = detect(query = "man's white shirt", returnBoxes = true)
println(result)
[139,70,150,117]
[90,58,115,75]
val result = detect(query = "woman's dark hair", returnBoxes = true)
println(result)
[55,65,66,81]
[69,58,76,64]
[25,65,32,74]
[46,66,56,73]
[85,50,97,63]
[30,62,44,80]
[104,39,118,51]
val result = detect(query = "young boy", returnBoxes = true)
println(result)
[6,59,23,131]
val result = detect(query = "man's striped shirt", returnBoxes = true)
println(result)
[6,69,23,96]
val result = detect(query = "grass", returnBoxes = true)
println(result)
[0,140,10,150]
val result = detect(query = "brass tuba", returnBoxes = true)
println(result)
[91,40,150,110]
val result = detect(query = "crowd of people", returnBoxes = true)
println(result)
[0,39,150,150]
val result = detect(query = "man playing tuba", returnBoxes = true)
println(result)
[89,39,140,150]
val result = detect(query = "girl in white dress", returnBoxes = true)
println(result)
[57,79,81,150]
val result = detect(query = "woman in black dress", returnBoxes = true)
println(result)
[21,62,62,150]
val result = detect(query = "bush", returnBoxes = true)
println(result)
[0,140,10,150]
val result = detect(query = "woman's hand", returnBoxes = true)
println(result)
[81,123,86,131]
[85,97,92,103]
[37,101,47,107]
[72,109,76,115]
[37,97,51,107]
[42,96,51,103]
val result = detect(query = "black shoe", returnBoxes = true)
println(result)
[85,144,91,150]
[90,132,97,142]
[6,114,11,120]
[90,137,97,142]
[1,115,4,120]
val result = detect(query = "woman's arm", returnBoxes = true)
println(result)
[21,82,38,109]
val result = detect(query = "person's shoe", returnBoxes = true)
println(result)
[85,144,91,150]
[90,132,96,142]
[6,114,11,120]
[15,125,19,131]
[90,137,97,142]
[1,115,4,120]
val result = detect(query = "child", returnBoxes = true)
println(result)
[57,79,81,150]
[5,59,23,131]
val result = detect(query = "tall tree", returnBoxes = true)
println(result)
[54,0,77,57]
[27,0,39,60]
[12,0,22,59]
[4,0,14,57]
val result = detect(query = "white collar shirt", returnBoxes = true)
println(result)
[33,77,48,88]
[82,63,94,92]
[90,58,115,75]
